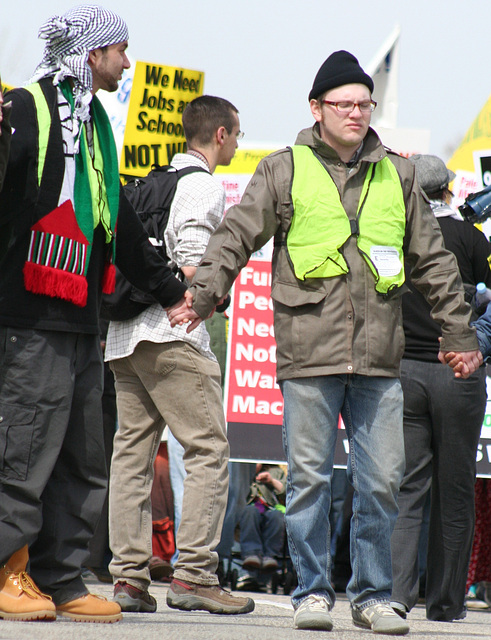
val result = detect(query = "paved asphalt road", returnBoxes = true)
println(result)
[1,574,490,640]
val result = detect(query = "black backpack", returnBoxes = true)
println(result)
[101,164,209,321]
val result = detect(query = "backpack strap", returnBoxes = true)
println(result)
[176,165,210,177]
[148,164,209,213]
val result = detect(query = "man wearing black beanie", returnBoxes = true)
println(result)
[167,51,481,634]
[308,50,374,100]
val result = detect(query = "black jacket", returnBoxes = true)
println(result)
[403,214,491,362]
[0,101,10,193]
[0,79,186,333]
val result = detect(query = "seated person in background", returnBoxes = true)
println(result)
[240,464,286,572]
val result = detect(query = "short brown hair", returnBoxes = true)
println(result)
[182,95,238,146]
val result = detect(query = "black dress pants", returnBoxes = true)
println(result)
[0,327,107,605]
[391,358,486,620]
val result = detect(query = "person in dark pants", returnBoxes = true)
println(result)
[240,464,286,573]
[0,5,187,623]
[390,154,491,622]
[86,320,118,582]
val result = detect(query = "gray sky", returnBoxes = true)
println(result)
[1,0,489,161]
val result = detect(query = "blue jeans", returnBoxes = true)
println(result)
[280,374,405,609]
[167,431,185,566]
[240,503,285,559]
[216,462,256,560]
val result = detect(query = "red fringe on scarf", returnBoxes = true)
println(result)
[102,263,116,294]
[23,262,88,307]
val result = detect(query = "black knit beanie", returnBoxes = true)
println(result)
[309,50,374,101]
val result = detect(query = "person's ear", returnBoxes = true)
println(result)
[310,98,322,123]
[216,126,226,147]
[87,48,101,67]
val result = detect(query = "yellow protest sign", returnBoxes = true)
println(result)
[120,61,204,178]
[215,148,277,175]
[448,94,491,176]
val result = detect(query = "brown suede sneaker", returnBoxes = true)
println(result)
[56,593,122,623]
[113,580,157,612]
[167,578,255,614]
[149,556,173,581]
[0,546,56,621]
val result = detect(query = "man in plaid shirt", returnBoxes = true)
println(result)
[106,95,254,616]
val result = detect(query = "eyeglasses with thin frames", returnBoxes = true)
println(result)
[322,100,377,114]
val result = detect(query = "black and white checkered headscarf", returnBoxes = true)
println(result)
[30,4,129,123]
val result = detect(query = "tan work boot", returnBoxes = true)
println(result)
[0,545,56,621]
[56,593,122,623]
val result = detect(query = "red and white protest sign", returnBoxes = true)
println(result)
[223,246,348,464]
[224,250,286,462]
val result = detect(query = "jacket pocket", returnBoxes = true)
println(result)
[270,280,328,308]
[0,402,36,481]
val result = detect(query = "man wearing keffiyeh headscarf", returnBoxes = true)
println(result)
[0,5,188,623]
[31,5,129,145]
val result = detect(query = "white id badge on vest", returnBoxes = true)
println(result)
[370,246,403,277]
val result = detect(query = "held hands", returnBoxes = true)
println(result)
[167,291,228,333]
[166,290,203,333]
[438,348,483,379]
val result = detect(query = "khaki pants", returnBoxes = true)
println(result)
[108,340,229,589]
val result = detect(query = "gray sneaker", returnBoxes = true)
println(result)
[352,602,409,635]
[113,581,157,612]
[294,595,333,630]
[166,578,254,614]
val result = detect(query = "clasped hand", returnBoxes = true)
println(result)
[165,291,202,332]
[438,348,483,379]
[167,290,228,333]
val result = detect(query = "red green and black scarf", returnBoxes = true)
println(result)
[23,80,119,307]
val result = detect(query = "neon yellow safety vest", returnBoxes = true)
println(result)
[288,145,406,295]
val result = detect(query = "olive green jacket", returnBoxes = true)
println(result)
[247,465,286,508]
[191,124,477,381]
